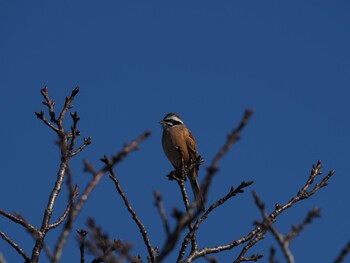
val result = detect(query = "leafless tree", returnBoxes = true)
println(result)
[0,87,348,263]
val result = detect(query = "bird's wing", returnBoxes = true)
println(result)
[186,129,198,162]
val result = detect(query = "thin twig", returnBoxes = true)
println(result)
[253,191,294,263]
[31,86,85,263]
[85,218,135,262]
[0,231,30,262]
[52,131,151,262]
[334,241,350,263]
[48,185,79,230]
[71,137,92,157]
[285,207,321,242]
[234,232,265,263]
[233,161,334,262]
[183,182,254,262]
[268,247,278,263]
[106,157,156,262]
[0,210,38,235]
[153,191,171,236]
[202,109,254,208]
[77,229,87,263]
[157,203,199,262]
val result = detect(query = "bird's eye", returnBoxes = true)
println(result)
[171,120,182,125]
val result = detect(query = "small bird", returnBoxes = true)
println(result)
[160,112,205,212]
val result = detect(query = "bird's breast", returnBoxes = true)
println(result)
[162,127,190,167]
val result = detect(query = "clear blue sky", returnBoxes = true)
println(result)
[0,1,349,262]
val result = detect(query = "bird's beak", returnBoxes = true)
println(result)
[159,120,167,128]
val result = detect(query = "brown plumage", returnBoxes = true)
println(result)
[160,113,205,212]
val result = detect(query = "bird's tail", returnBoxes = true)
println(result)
[189,168,205,212]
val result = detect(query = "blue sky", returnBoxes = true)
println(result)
[0,1,349,262]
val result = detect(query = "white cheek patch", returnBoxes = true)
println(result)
[166,122,173,127]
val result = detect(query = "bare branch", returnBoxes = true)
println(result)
[85,218,136,262]
[268,247,278,263]
[106,156,156,262]
[243,162,333,263]
[0,231,30,262]
[35,110,60,133]
[182,181,254,262]
[57,86,80,129]
[71,136,92,157]
[48,185,79,230]
[157,204,199,262]
[202,109,254,208]
[182,161,334,263]
[31,86,88,262]
[52,131,151,262]
[234,232,265,263]
[31,159,69,262]
[77,229,87,263]
[253,191,294,263]
[153,191,171,236]
[40,86,58,124]
[0,209,38,235]
[335,241,350,263]
[285,207,321,242]
[239,254,264,262]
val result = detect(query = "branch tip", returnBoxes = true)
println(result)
[71,86,80,98]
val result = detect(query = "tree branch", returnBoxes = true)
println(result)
[202,109,254,210]
[335,241,350,263]
[0,209,38,235]
[48,185,79,230]
[0,231,30,262]
[52,131,151,262]
[106,156,157,262]
[153,191,171,236]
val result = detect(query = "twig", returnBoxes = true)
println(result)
[159,178,202,261]
[178,160,334,263]
[85,218,135,262]
[205,255,219,263]
[285,207,321,242]
[182,182,254,262]
[253,191,294,263]
[233,232,265,263]
[335,241,350,263]
[31,86,87,263]
[71,137,92,157]
[48,185,79,230]
[202,109,254,209]
[57,86,80,129]
[238,254,264,262]
[77,229,87,263]
[0,210,38,235]
[52,131,151,262]
[35,110,59,133]
[235,162,334,262]
[0,231,30,262]
[31,159,69,262]
[268,247,278,263]
[105,156,156,262]
[153,191,171,236]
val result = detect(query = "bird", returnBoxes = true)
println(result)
[159,112,205,212]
